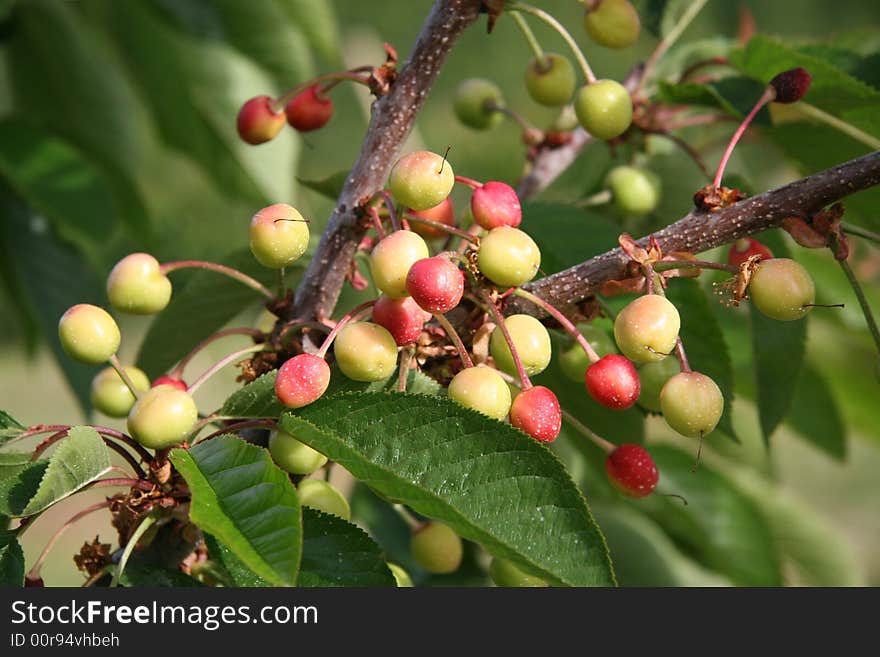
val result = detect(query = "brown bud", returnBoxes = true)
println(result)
[769,67,812,104]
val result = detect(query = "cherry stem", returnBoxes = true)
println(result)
[380,191,401,232]
[561,409,615,454]
[508,3,596,84]
[316,300,377,359]
[368,206,387,239]
[393,504,424,531]
[644,262,657,295]
[484,101,540,134]
[272,71,371,110]
[278,320,333,347]
[837,253,880,357]
[29,425,151,466]
[797,103,880,151]
[26,500,111,580]
[160,261,274,301]
[111,511,160,588]
[575,189,612,208]
[481,291,532,389]
[675,337,692,373]
[454,175,482,190]
[170,327,264,380]
[712,87,775,189]
[405,215,478,243]
[103,440,148,479]
[842,222,880,246]
[639,0,709,93]
[398,345,415,392]
[89,477,153,491]
[196,419,278,444]
[107,354,142,401]
[509,10,546,63]
[513,288,599,363]
[433,313,475,368]
[187,344,268,395]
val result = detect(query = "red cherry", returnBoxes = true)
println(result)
[152,375,187,391]
[605,444,659,498]
[769,67,812,104]
[405,256,465,314]
[236,95,285,145]
[409,198,455,240]
[509,386,562,443]
[727,238,773,267]
[585,354,640,410]
[285,85,334,132]
[275,354,331,409]
[470,182,522,230]
[372,295,431,346]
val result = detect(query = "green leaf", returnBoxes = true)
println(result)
[641,445,782,586]
[642,0,696,38]
[665,278,737,440]
[169,435,302,586]
[0,411,25,444]
[787,364,846,460]
[296,171,349,202]
[0,427,111,517]
[204,533,269,587]
[136,249,280,378]
[280,392,615,587]
[280,0,341,65]
[118,562,204,587]
[0,529,25,587]
[299,507,395,587]
[657,77,770,121]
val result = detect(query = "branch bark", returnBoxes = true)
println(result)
[290,0,483,322]
[506,150,880,315]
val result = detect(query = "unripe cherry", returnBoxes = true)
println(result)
[107,253,172,315]
[447,366,511,421]
[574,80,633,140]
[524,53,576,107]
[477,226,541,288]
[605,444,659,498]
[728,237,773,267]
[236,95,285,145]
[613,294,680,363]
[90,366,150,418]
[748,258,815,321]
[489,557,547,587]
[388,151,455,211]
[559,324,617,382]
[249,203,310,269]
[297,479,351,520]
[509,386,562,443]
[585,354,640,410]
[372,295,431,346]
[606,166,661,216]
[284,85,333,132]
[405,256,465,314]
[584,0,641,49]
[637,357,680,412]
[275,353,331,408]
[127,384,198,450]
[409,197,455,240]
[453,78,505,130]
[333,322,398,382]
[660,371,723,438]
[269,430,327,475]
[411,521,463,574]
[369,230,430,298]
[471,181,522,229]
[489,314,552,377]
[58,304,121,365]
[152,375,188,391]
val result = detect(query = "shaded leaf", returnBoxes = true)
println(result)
[204,533,269,587]
[787,364,846,460]
[296,171,349,202]
[119,562,205,587]
[0,529,24,587]
[0,411,25,444]
[657,77,770,122]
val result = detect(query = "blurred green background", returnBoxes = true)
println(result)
[1,0,879,586]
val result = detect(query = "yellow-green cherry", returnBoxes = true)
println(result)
[90,366,150,418]
[107,253,172,315]
[58,304,121,365]
[489,557,547,587]
[370,230,430,298]
[297,479,351,520]
[411,521,463,574]
[447,366,512,421]
[477,226,541,288]
[748,258,815,321]
[574,80,633,140]
[659,371,724,438]
[388,151,455,211]
[334,322,399,382]
[453,78,505,130]
[249,203,310,269]
[127,384,198,449]
[524,53,576,107]
[613,295,680,363]
[489,314,552,377]
[269,430,328,475]
[584,0,641,49]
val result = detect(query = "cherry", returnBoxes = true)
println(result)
[387,563,413,587]
[509,386,562,443]
[489,314,552,377]
[447,366,512,421]
[636,357,680,412]
[574,80,633,140]
[471,181,522,230]
[453,78,505,131]
[748,258,815,321]
[489,557,547,587]
[284,85,333,132]
[152,375,187,391]
[58,304,121,365]
[613,294,680,363]
[249,203,310,269]
[372,295,431,346]
[236,95,285,145]
[409,197,455,240]
[411,521,463,574]
[606,166,660,216]
[333,322,399,382]
[90,366,150,418]
[769,67,812,104]
[559,324,617,382]
[585,354,640,410]
[369,230,430,298]
[727,237,773,267]
[127,384,198,449]
[275,353,331,408]
[388,151,455,211]
[269,430,328,475]
[477,226,541,288]
[660,371,723,438]
[524,53,576,107]
[405,256,465,314]
[297,479,351,520]
[107,253,172,315]
[605,444,659,498]
[583,0,641,50]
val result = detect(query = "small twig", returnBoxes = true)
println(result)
[433,313,474,368]
[170,327,264,380]
[195,419,278,444]
[674,337,691,373]
[638,0,709,94]
[316,300,377,359]
[513,288,599,362]
[481,290,531,389]
[186,345,268,395]
[111,511,160,587]
[838,253,880,358]
[25,501,111,581]
[508,3,596,83]
[108,355,142,401]
[842,222,880,245]
[561,409,615,454]
[161,260,274,300]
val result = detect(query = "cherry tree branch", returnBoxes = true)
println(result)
[289,0,484,322]
[506,150,880,316]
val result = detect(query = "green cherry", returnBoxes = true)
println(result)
[453,78,505,130]
[659,371,724,438]
[613,295,680,364]
[447,366,512,421]
[489,314,552,377]
[584,0,641,50]
[388,151,455,211]
[369,230,430,298]
[574,80,633,140]
[107,253,172,315]
[269,430,328,475]
[489,557,547,587]
[559,323,617,382]
[637,357,681,412]
[297,479,351,520]
[524,53,576,107]
[90,366,150,418]
[748,258,815,321]
[477,226,541,288]
[58,304,121,365]
[127,384,199,450]
[249,203,310,269]
[411,521,463,575]
[606,166,661,216]
[334,322,399,382]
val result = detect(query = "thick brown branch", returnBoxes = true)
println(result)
[290,0,483,322]
[506,150,880,315]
